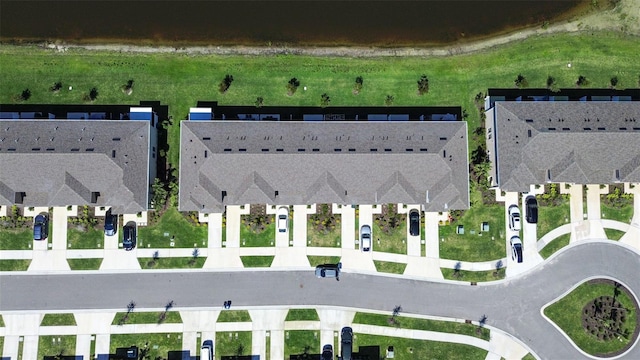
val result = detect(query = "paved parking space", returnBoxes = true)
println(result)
[200,212,223,248]
[225,205,249,248]
[398,204,422,257]
[293,205,315,247]
[333,204,355,249]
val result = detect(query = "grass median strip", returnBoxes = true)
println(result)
[240,256,274,268]
[67,258,103,270]
[373,260,407,274]
[539,233,571,259]
[112,311,182,325]
[355,333,488,360]
[307,256,341,267]
[441,267,505,282]
[604,228,626,241]
[217,310,251,322]
[41,313,77,326]
[285,309,320,321]
[353,312,490,340]
[0,259,31,271]
[139,257,206,269]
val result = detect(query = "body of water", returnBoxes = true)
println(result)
[1,0,595,46]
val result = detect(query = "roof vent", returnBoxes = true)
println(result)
[112,137,121,141]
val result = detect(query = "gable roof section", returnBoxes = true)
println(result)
[0,120,150,213]
[493,102,640,191]
[179,121,469,212]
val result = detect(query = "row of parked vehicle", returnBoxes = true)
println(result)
[508,195,538,263]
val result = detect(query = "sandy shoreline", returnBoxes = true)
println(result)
[36,0,640,57]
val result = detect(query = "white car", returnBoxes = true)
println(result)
[277,206,289,233]
[510,236,523,263]
[360,225,371,252]
[508,205,521,232]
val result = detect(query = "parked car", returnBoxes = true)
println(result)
[510,236,523,263]
[525,196,538,223]
[104,211,117,236]
[33,213,48,241]
[201,340,213,360]
[321,344,333,360]
[360,224,371,252]
[277,206,288,233]
[508,205,521,231]
[315,263,342,280]
[123,221,137,251]
[341,326,353,360]
[409,209,420,236]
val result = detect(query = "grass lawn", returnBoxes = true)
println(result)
[522,354,536,360]
[216,331,252,360]
[284,330,320,360]
[354,333,488,360]
[112,311,182,325]
[41,314,77,326]
[110,333,182,357]
[539,233,571,259]
[138,257,206,269]
[1,32,638,168]
[66,227,104,249]
[372,220,407,254]
[544,280,637,356]
[373,260,407,274]
[0,259,31,271]
[439,191,506,262]
[67,258,103,270]
[0,314,4,326]
[138,207,208,248]
[441,268,505,282]
[604,228,626,241]
[37,335,76,360]
[353,313,490,340]
[217,310,251,322]
[538,202,571,239]
[285,309,320,321]
[0,228,33,250]
[601,203,634,224]
[240,256,274,267]
[239,220,275,247]
[307,256,341,267]
[306,220,341,247]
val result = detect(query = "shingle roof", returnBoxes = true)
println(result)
[492,102,640,191]
[180,121,469,212]
[0,120,150,213]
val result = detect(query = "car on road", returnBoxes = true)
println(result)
[360,224,371,252]
[33,213,48,241]
[341,326,353,360]
[104,211,117,236]
[409,209,420,236]
[123,221,137,251]
[315,263,341,280]
[525,196,538,223]
[508,205,521,231]
[321,344,333,360]
[510,236,523,263]
[277,206,288,233]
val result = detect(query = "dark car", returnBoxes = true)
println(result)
[33,213,48,241]
[123,221,137,251]
[315,263,342,280]
[409,209,420,236]
[104,211,117,236]
[525,196,538,223]
[321,344,333,360]
[341,327,353,360]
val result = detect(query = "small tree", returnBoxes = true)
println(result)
[122,79,134,95]
[320,93,330,107]
[83,87,98,102]
[255,96,264,108]
[417,74,429,95]
[514,73,528,88]
[576,75,589,87]
[546,75,558,92]
[50,81,62,92]
[353,76,363,94]
[19,88,31,101]
[218,74,234,93]
[385,95,394,106]
[610,76,618,89]
[287,77,300,95]
[190,247,200,265]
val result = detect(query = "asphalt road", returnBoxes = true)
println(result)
[1,241,639,359]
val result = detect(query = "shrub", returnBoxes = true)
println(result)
[320,93,330,107]
[287,77,300,95]
[50,81,62,92]
[255,96,264,108]
[122,79,134,95]
[353,76,363,94]
[417,75,429,95]
[610,76,618,88]
[385,95,394,106]
[576,75,589,87]
[218,74,234,93]
[514,74,528,88]
[19,88,31,101]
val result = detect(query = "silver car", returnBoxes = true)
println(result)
[360,225,371,252]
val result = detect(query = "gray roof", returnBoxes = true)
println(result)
[490,102,640,192]
[0,120,151,213]
[180,121,469,212]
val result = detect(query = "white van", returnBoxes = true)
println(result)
[201,340,213,360]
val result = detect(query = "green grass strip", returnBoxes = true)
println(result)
[373,261,407,274]
[41,313,77,326]
[217,310,252,322]
[540,233,571,259]
[285,309,320,321]
[355,333,487,360]
[240,256,274,268]
[67,258,103,270]
[112,311,182,325]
